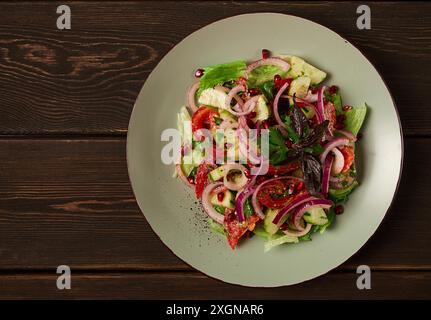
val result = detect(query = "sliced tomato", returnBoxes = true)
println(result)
[339,146,355,173]
[266,161,300,175]
[191,106,219,132]
[224,211,261,250]
[195,162,210,199]
[324,101,337,134]
[257,178,307,209]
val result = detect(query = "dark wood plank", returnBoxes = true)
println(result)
[0,138,430,270]
[0,1,429,135]
[0,271,430,299]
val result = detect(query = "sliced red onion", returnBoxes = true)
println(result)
[336,129,357,142]
[322,155,334,198]
[225,85,245,110]
[276,125,289,138]
[273,82,290,128]
[316,86,326,123]
[187,81,200,113]
[281,94,317,109]
[283,222,312,237]
[291,199,333,230]
[320,137,350,164]
[223,163,248,191]
[176,164,193,188]
[202,182,226,224]
[331,147,345,175]
[235,185,256,223]
[250,176,303,221]
[246,57,290,76]
[216,85,244,110]
[272,194,316,225]
[304,90,318,103]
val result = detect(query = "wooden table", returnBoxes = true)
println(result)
[0,1,430,299]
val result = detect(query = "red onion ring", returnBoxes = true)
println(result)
[321,155,334,198]
[187,81,200,113]
[283,222,312,237]
[330,147,345,175]
[272,194,317,225]
[202,182,226,224]
[291,199,333,230]
[316,86,326,123]
[246,57,290,76]
[235,185,256,223]
[222,163,248,191]
[336,129,357,142]
[176,164,193,188]
[320,137,350,164]
[225,85,245,110]
[251,176,303,220]
[215,85,244,111]
[273,82,290,128]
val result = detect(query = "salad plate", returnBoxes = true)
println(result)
[127,13,403,287]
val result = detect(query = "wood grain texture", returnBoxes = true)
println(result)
[0,271,430,299]
[0,1,429,135]
[0,138,429,270]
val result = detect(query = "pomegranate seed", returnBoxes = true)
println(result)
[248,88,260,96]
[296,182,304,191]
[337,114,346,123]
[328,85,338,94]
[342,105,352,112]
[247,111,257,119]
[335,205,344,215]
[311,87,319,94]
[217,192,224,202]
[285,139,293,148]
[188,177,195,184]
[194,68,204,78]
[287,184,295,195]
[237,77,247,86]
[274,74,282,84]
[261,121,269,129]
[244,169,251,178]
[262,49,270,59]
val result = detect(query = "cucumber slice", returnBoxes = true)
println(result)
[198,88,228,109]
[302,106,315,119]
[264,208,284,235]
[209,166,226,181]
[210,190,235,209]
[219,109,237,122]
[303,207,328,226]
[288,75,311,98]
[252,95,270,121]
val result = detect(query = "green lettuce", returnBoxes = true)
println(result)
[329,180,359,203]
[198,60,246,95]
[344,103,367,135]
[208,219,226,236]
[247,65,287,87]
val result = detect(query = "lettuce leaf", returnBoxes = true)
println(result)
[264,234,298,252]
[329,180,359,203]
[208,219,226,236]
[198,60,246,95]
[247,65,287,87]
[344,103,367,135]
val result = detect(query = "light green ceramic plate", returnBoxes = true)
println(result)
[127,13,403,287]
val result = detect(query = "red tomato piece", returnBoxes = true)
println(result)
[224,212,261,250]
[257,179,307,209]
[339,146,355,173]
[194,162,209,199]
[324,101,337,134]
[191,106,219,132]
[266,161,300,175]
